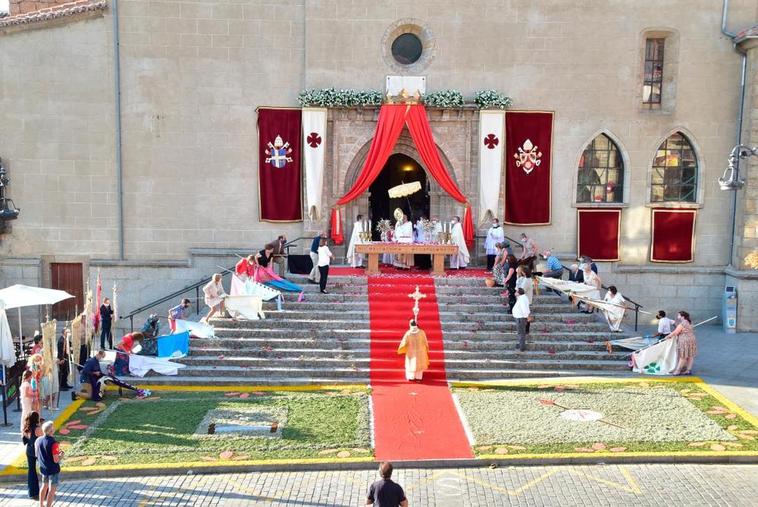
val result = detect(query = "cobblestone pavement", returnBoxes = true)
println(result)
[0,464,756,506]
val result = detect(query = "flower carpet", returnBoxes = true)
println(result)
[453,379,758,458]
[7,387,372,472]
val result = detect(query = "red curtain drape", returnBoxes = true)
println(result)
[577,209,621,261]
[332,104,473,245]
[336,104,409,206]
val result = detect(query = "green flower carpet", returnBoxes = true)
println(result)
[453,380,758,457]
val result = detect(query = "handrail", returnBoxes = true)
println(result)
[121,239,312,331]
[559,263,643,331]
[120,267,236,332]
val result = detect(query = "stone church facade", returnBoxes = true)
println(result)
[1,0,757,331]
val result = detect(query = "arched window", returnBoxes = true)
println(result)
[576,134,624,204]
[651,132,697,202]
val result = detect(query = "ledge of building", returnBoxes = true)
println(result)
[613,264,727,275]
[0,0,106,34]
[0,257,41,266]
[90,248,251,269]
[725,266,758,281]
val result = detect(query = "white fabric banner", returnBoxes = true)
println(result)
[478,110,505,223]
[632,338,678,375]
[225,295,265,320]
[302,108,327,220]
[174,319,215,339]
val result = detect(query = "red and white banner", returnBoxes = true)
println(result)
[257,108,302,222]
[478,110,505,223]
[302,108,327,220]
[577,209,622,261]
[504,111,553,225]
[651,209,696,263]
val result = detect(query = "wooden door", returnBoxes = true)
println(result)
[50,263,83,321]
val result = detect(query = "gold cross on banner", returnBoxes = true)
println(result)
[408,285,426,320]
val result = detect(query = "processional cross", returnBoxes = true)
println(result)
[408,286,426,320]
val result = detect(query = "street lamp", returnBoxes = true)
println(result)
[0,158,20,221]
[718,144,756,190]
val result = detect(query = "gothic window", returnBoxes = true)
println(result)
[643,38,665,106]
[650,132,698,202]
[576,134,624,204]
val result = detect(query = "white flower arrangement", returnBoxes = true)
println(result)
[297,88,383,108]
[474,90,513,110]
[422,89,464,108]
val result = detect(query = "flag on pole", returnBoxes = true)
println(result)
[93,270,102,333]
[112,282,119,322]
[302,108,327,220]
[478,110,505,223]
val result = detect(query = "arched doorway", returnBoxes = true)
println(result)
[368,154,430,241]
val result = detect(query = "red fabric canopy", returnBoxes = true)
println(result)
[332,104,473,245]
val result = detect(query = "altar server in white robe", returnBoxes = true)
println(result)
[397,319,429,381]
[484,218,505,271]
[431,216,443,242]
[346,214,366,268]
[394,214,414,269]
[603,285,626,332]
[449,216,470,269]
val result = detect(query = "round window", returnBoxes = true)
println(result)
[391,33,423,65]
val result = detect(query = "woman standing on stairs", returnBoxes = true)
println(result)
[317,238,333,294]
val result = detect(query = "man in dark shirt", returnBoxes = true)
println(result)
[367,462,408,507]
[79,350,105,401]
[57,329,72,390]
[307,231,325,284]
[100,297,114,349]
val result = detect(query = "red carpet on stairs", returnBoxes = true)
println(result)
[368,275,473,461]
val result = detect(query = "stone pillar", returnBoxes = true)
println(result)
[728,38,758,331]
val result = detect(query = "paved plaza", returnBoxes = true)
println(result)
[0,463,757,506]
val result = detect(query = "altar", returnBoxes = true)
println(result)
[355,243,459,275]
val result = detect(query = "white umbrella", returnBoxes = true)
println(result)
[0,284,74,310]
[0,284,74,355]
[388,181,422,199]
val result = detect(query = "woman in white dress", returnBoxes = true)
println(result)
[581,264,601,314]
[603,285,626,332]
[201,273,227,322]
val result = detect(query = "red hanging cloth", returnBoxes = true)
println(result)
[405,105,473,245]
[331,103,473,245]
[336,104,409,206]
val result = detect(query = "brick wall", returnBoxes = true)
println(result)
[9,0,75,16]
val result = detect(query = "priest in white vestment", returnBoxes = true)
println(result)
[346,214,366,268]
[393,214,414,269]
[397,319,429,381]
[449,216,470,269]
[484,218,505,271]
[431,217,443,243]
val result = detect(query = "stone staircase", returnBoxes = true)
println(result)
[131,273,632,386]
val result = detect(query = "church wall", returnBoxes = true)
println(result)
[1,0,757,328]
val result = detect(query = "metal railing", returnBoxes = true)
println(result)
[559,264,644,331]
[120,237,311,331]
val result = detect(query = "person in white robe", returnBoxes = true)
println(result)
[602,285,626,332]
[397,319,429,381]
[449,216,470,269]
[393,214,414,269]
[201,273,227,322]
[346,214,367,268]
[484,218,505,271]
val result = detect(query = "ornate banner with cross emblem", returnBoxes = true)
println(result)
[257,108,303,222]
[302,108,327,221]
[478,110,505,222]
[504,111,554,225]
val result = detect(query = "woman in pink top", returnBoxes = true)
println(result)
[666,311,697,375]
